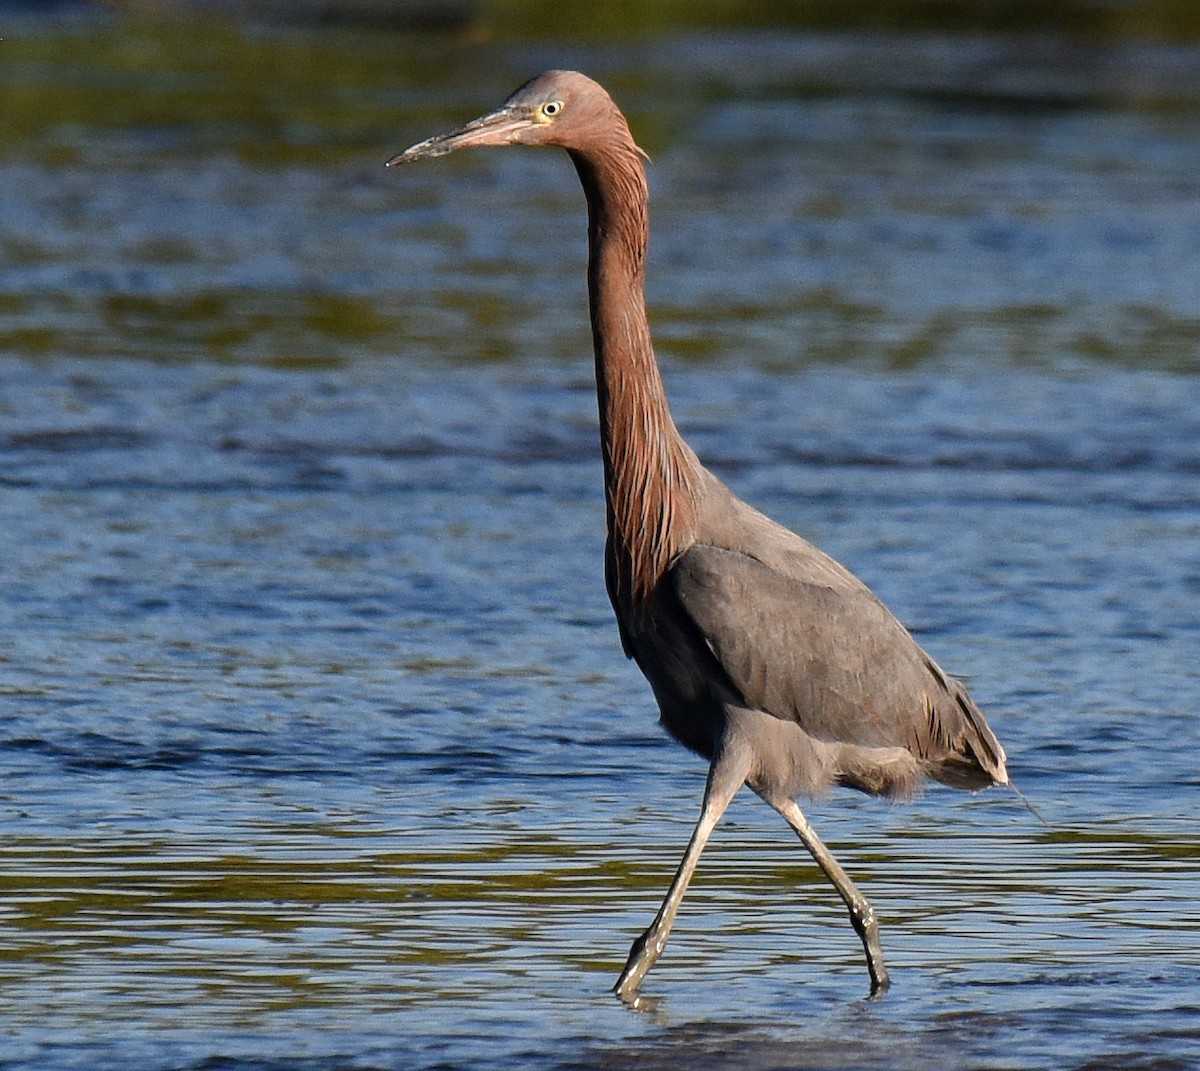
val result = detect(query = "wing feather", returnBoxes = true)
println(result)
[669,542,1006,784]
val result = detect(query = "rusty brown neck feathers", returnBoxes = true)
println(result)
[568,127,703,617]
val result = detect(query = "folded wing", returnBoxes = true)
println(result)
[669,543,1007,789]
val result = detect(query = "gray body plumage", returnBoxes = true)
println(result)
[623,467,1007,802]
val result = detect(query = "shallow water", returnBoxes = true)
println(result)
[2,11,1200,1071]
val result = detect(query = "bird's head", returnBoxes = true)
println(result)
[387,70,645,165]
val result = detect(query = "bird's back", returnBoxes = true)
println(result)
[623,470,1008,802]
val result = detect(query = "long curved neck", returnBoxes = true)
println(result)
[569,138,702,613]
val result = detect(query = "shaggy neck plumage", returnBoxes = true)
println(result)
[569,132,702,614]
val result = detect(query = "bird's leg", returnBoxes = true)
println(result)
[769,796,890,998]
[613,753,747,1005]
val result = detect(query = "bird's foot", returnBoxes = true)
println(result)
[612,927,663,1005]
[866,967,891,1001]
[612,978,642,1008]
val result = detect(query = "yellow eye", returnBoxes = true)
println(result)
[538,100,563,121]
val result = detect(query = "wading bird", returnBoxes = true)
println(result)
[388,71,1009,1003]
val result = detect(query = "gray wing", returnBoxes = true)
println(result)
[669,543,1006,783]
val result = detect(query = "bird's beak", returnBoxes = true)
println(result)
[386,106,533,166]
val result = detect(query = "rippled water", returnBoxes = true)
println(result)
[2,11,1200,1071]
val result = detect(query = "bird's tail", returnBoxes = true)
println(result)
[1007,780,1049,827]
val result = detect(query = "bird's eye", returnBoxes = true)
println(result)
[539,100,563,120]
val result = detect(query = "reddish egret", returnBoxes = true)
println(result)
[388,70,1009,1003]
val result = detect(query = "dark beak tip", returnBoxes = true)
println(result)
[385,147,422,167]
[386,138,454,167]
[385,108,525,171]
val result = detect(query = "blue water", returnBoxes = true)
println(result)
[2,14,1200,1071]
[2,358,1198,1070]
